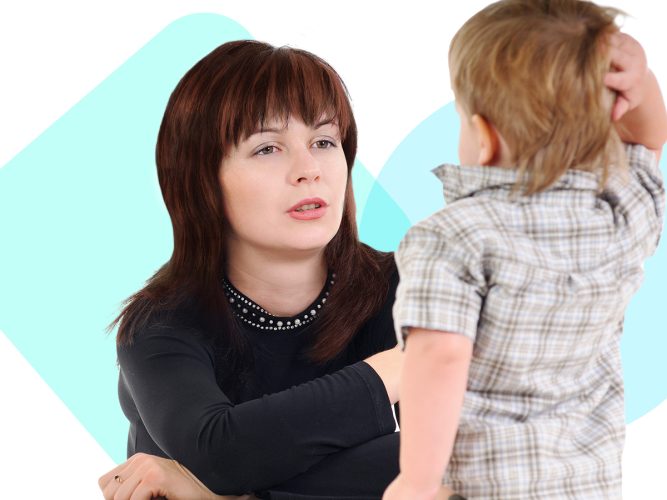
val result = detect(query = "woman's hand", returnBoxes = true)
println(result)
[364,345,403,404]
[98,453,256,500]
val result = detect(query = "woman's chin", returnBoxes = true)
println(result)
[278,230,338,254]
[280,223,340,250]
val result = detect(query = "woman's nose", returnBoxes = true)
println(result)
[289,149,321,184]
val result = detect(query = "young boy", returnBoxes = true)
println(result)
[385,1,666,499]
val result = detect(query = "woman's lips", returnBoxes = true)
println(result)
[288,198,328,220]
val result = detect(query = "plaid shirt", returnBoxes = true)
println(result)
[393,144,664,499]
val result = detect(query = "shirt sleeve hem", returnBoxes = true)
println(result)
[349,361,396,435]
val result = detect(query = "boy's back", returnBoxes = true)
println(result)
[396,143,662,498]
[386,1,667,499]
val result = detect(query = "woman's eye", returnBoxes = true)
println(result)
[313,139,336,149]
[255,145,277,156]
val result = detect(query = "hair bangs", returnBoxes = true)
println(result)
[220,45,353,153]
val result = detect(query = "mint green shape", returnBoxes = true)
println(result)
[1,10,665,468]
[351,159,376,227]
[374,103,460,226]
[358,104,460,251]
[0,13,382,464]
[0,14,253,463]
[368,102,667,423]
[359,181,412,251]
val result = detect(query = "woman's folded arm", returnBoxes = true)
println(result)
[118,326,396,495]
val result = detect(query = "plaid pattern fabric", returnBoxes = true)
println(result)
[393,144,664,499]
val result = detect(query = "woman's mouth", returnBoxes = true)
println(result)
[288,198,328,220]
[295,203,321,212]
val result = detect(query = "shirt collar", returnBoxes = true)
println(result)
[432,163,600,203]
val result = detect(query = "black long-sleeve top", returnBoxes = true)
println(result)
[117,269,399,497]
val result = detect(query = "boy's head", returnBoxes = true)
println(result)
[450,0,624,194]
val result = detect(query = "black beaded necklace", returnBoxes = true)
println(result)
[222,273,335,332]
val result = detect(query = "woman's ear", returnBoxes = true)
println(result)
[471,114,500,166]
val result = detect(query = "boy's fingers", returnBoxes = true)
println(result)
[612,95,630,121]
[607,46,637,74]
[607,31,625,48]
[604,71,632,92]
[608,31,642,55]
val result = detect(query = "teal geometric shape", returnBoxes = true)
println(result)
[358,181,412,252]
[358,104,460,251]
[1,11,665,469]
[0,13,383,464]
[621,182,667,422]
[0,14,252,463]
[361,101,667,422]
[379,103,461,225]
[351,158,375,227]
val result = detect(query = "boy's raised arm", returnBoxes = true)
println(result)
[605,33,667,159]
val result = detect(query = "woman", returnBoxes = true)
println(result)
[98,40,403,499]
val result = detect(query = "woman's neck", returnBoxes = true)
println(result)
[225,246,328,317]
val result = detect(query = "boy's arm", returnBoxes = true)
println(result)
[383,329,472,500]
[605,33,667,160]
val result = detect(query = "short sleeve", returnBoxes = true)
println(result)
[392,215,486,348]
[604,144,665,258]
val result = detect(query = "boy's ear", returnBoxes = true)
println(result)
[471,114,500,166]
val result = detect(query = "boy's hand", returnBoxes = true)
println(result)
[604,32,649,121]
[383,474,462,500]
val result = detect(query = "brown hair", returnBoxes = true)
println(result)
[450,0,625,194]
[112,41,392,372]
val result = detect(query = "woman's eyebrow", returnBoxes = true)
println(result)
[315,118,337,129]
[256,125,284,134]
[248,119,337,137]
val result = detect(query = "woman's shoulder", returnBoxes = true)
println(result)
[359,244,397,285]
[367,246,398,297]
[347,252,398,356]
[118,301,216,354]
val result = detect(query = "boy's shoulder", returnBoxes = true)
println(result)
[401,195,500,261]
[418,197,495,232]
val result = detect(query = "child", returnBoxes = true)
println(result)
[385,1,667,499]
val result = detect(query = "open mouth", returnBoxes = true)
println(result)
[294,203,322,212]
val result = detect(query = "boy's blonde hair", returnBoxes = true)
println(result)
[450,0,624,194]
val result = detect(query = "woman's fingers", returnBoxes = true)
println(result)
[99,453,256,500]
[128,483,166,500]
[100,461,135,499]
[98,453,160,500]
[98,462,128,491]
[105,469,147,500]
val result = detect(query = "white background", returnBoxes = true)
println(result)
[1,1,665,498]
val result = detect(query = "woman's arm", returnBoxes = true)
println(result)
[99,453,256,500]
[364,345,402,404]
[117,326,397,495]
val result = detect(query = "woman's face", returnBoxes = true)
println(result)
[219,115,348,257]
